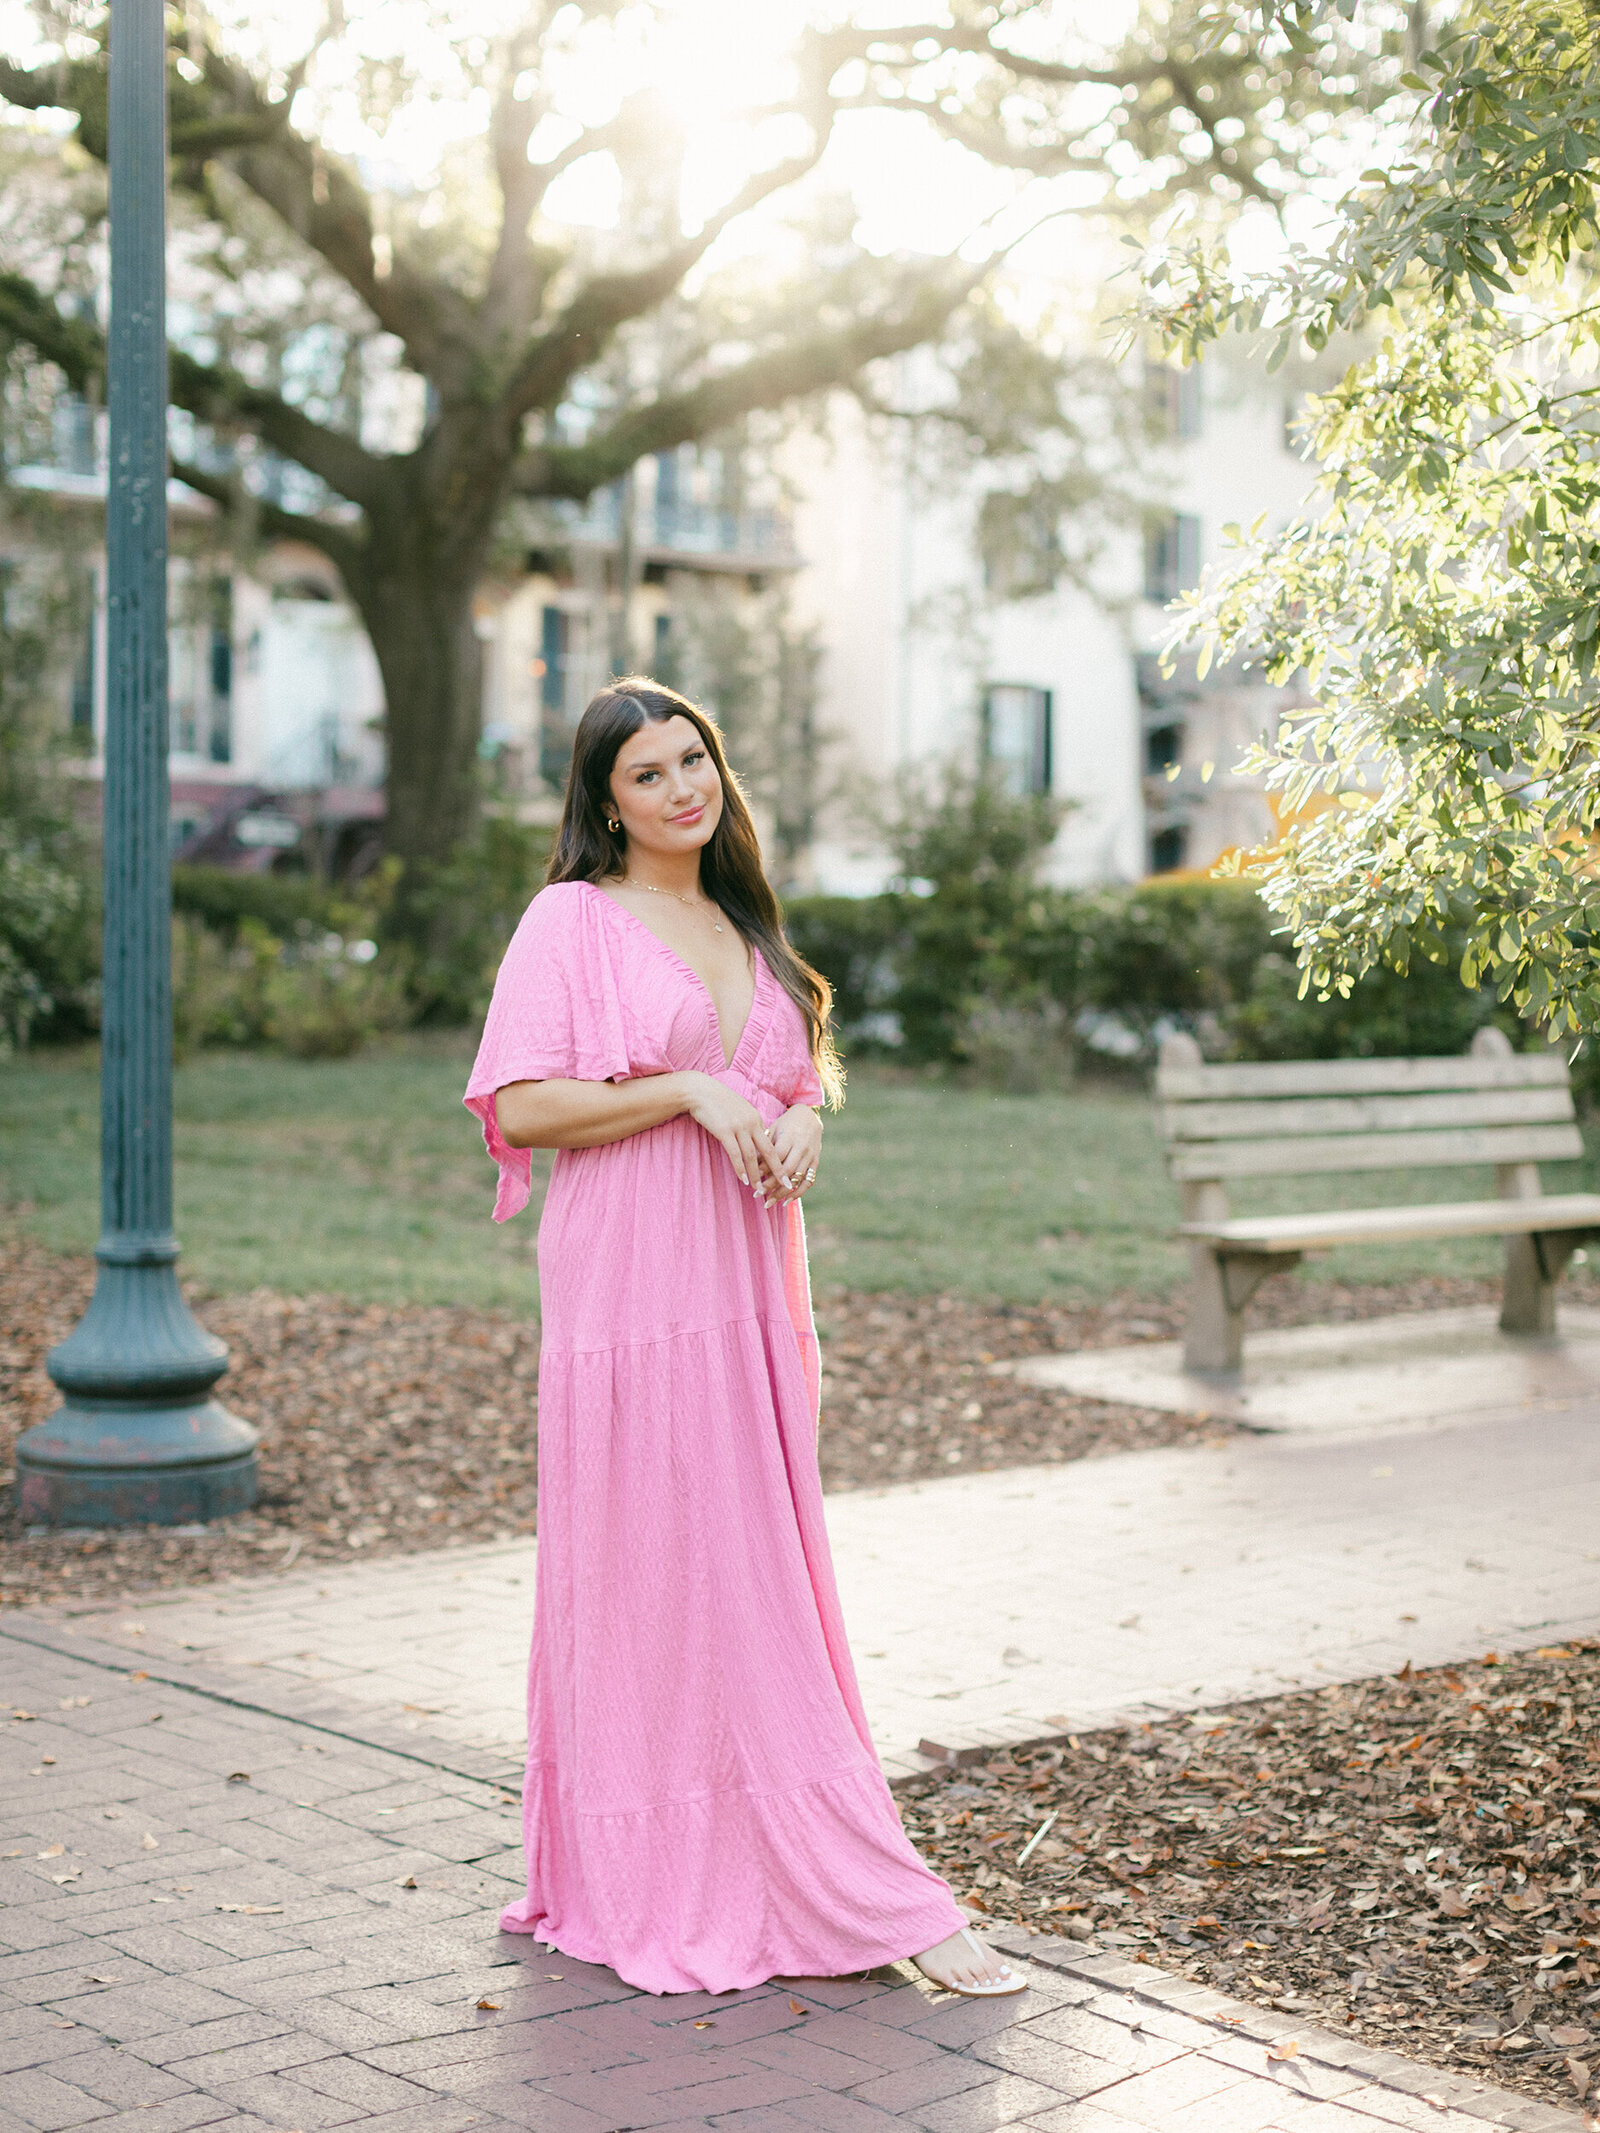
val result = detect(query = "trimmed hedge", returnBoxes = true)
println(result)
[784,876,1514,1078]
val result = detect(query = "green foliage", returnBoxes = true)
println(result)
[786,872,1518,1083]
[401,813,552,1026]
[1230,945,1511,1061]
[0,552,99,1052]
[884,769,1068,1064]
[783,894,912,1035]
[171,865,355,941]
[1136,0,1600,1038]
[1073,879,1274,1043]
[0,827,92,1052]
[171,913,407,1061]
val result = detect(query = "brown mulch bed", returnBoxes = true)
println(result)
[902,1643,1600,2115]
[0,1231,1541,1608]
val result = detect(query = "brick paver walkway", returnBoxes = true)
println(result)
[0,1633,1581,2133]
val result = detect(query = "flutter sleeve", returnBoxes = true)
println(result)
[463,882,631,1221]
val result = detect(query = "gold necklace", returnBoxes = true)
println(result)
[630,880,725,933]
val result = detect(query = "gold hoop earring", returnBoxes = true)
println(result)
[606,816,621,833]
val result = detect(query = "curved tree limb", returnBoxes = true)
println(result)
[519,262,993,499]
[169,453,367,587]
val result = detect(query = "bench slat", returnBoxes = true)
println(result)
[1157,1053,1569,1101]
[1164,1086,1575,1143]
[1170,1121,1584,1181]
[1181,1191,1600,1254]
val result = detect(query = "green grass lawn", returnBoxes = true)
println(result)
[5,1041,1596,1309]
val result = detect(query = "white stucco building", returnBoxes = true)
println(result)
[787,341,1327,893]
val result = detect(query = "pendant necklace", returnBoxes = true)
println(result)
[633,880,724,932]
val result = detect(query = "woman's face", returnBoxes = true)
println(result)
[608,713,724,861]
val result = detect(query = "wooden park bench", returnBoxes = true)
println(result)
[1156,1027,1600,1373]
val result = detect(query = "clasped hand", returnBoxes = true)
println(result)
[681,1073,821,1205]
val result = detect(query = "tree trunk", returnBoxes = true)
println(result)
[362,568,483,879]
[342,444,505,939]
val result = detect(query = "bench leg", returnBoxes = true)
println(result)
[1500,1231,1583,1336]
[1184,1248,1300,1374]
[1184,1244,1242,1373]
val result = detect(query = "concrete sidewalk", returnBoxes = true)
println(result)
[0,1633,1581,2133]
[18,1338,1600,1780]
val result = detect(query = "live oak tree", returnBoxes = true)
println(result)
[0,0,1388,919]
[1138,0,1600,1038]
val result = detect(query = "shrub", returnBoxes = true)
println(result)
[171,915,405,1061]
[0,827,96,1052]
[786,868,1527,1086]
[783,893,910,1039]
[401,813,552,1026]
[0,571,100,1050]
[1230,947,1510,1062]
[171,865,353,941]
[171,916,275,1055]
[266,950,408,1060]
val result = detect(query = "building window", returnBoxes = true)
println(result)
[1145,722,1182,777]
[981,684,1052,796]
[207,578,232,764]
[538,605,571,786]
[1143,513,1201,603]
[69,566,96,738]
[651,610,680,687]
[1149,824,1188,874]
[1145,358,1202,441]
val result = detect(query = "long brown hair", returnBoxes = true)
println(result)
[547,677,842,1105]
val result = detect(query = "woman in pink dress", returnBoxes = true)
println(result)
[465,678,1021,1998]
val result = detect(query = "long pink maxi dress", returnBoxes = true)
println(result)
[464,880,966,1994]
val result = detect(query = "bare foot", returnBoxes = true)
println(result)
[913,1925,1024,1995]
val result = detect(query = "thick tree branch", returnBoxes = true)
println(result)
[0,268,382,509]
[501,134,832,424]
[0,47,462,378]
[481,5,560,339]
[169,453,366,582]
[0,271,101,389]
[826,18,1239,90]
[191,45,463,380]
[910,87,1280,204]
[518,264,991,500]
[167,350,382,509]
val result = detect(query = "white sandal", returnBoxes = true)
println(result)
[914,1926,1028,1999]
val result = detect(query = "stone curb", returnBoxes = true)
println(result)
[988,1927,1588,2133]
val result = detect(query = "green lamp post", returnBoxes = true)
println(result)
[14,0,258,1525]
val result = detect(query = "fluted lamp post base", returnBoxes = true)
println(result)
[15,1241,258,1527]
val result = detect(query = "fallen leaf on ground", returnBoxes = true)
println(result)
[476,1998,500,2011]
[36,1844,63,1858]
[1267,2040,1300,2062]
[141,1834,158,1850]
[215,1903,282,1914]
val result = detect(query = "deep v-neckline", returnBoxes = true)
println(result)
[590,882,760,1070]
